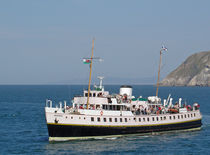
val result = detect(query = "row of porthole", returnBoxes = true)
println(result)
[90,113,196,123]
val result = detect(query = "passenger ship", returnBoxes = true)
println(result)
[45,40,202,141]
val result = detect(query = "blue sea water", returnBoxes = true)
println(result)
[0,85,210,155]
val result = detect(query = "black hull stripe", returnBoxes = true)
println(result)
[47,119,202,137]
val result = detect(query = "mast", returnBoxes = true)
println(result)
[87,39,94,109]
[156,50,162,97]
[156,45,167,97]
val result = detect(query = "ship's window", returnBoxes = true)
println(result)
[85,93,88,97]
[93,93,96,97]
[91,117,94,122]
[115,118,117,122]
[194,113,196,117]
[164,116,166,120]
[71,117,73,119]
[139,118,141,122]
[169,116,172,120]
[84,117,86,120]
[66,116,67,119]
[185,114,186,118]
[152,117,154,121]
[156,117,159,121]
[143,118,145,122]
[79,117,81,119]
[181,115,183,119]
[97,117,100,122]
[120,118,123,122]
[191,114,193,117]
[89,93,92,97]
[160,117,163,121]
[134,118,136,121]
[125,118,127,122]
[109,118,112,122]
[173,116,175,119]
[188,114,190,118]
[104,118,107,122]
[147,118,150,122]
[178,115,180,119]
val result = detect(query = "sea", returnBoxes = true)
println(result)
[0,85,210,155]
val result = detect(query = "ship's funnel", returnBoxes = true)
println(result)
[120,85,132,97]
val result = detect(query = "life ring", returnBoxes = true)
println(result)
[100,111,103,116]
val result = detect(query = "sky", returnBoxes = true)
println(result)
[0,0,210,84]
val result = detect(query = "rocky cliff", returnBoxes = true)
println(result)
[161,51,210,86]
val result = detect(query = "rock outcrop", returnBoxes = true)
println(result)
[161,51,210,86]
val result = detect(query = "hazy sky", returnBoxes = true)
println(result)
[0,0,210,84]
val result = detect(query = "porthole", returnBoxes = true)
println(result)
[109,118,112,122]
[71,117,73,119]
[91,117,94,122]
[97,117,100,122]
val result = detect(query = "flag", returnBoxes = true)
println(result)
[162,45,168,51]
[83,59,91,64]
